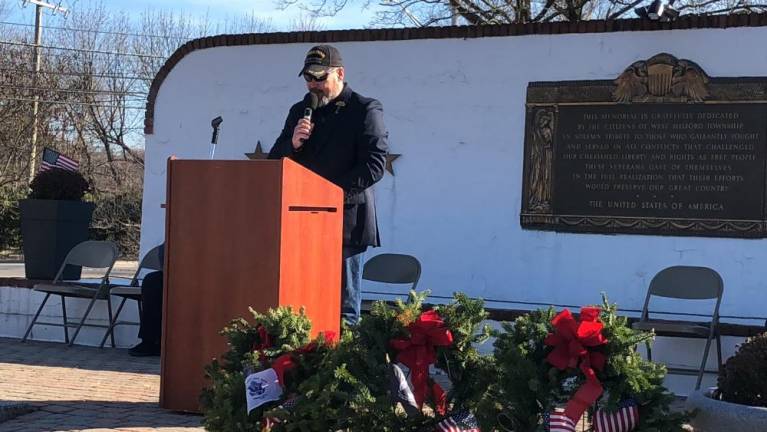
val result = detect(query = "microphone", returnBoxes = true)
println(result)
[209,116,223,159]
[303,92,319,120]
[299,93,319,146]
[211,116,223,144]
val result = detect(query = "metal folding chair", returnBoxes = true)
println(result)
[99,244,164,348]
[22,240,120,346]
[631,265,724,390]
[362,253,422,295]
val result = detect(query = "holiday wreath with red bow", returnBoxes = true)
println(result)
[201,292,493,432]
[272,290,494,431]
[200,306,336,432]
[476,295,691,432]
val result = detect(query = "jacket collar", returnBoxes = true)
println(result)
[317,83,351,114]
[336,83,352,103]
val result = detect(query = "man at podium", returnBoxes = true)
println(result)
[268,44,389,324]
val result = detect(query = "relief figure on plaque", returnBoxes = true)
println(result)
[671,60,709,102]
[613,61,648,103]
[528,109,555,212]
[613,54,709,103]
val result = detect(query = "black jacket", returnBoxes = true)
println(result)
[268,84,388,247]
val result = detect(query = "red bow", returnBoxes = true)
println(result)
[316,330,338,346]
[252,325,274,364]
[253,325,272,351]
[390,309,454,407]
[544,307,608,422]
[431,379,447,416]
[271,330,337,386]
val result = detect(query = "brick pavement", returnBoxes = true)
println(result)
[0,338,203,432]
[0,338,694,432]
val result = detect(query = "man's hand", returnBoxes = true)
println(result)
[291,118,314,150]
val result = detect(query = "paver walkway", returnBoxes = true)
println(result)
[0,338,203,432]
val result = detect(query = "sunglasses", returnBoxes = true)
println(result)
[303,72,329,82]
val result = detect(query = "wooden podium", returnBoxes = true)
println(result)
[159,157,343,412]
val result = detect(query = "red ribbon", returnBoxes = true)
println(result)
[544,307,608,422]
[254,325,273,350]
[390,309,454,407]
[270,330,338,386]
[271,353,296,385]
[431,380,447,416]
[252,325,274,364]
[318,330,338,346]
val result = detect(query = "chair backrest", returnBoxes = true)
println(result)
[362,253,421,290]
[129,244,164,286]
[641,265,724,320]
[54,240,120,283]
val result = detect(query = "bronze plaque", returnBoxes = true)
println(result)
[521,53,767,238]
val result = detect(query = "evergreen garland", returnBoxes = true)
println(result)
[432,292,495,411]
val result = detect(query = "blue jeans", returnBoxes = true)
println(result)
[342,246,366,325]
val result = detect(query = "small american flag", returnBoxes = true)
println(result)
[261,395,300,431]
[435,410,480,432]
[594,400,639,432]
[40,147,79,172]
[545,407,576,432]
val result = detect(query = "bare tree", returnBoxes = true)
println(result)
[0,23,65,189]
[278,0,767,26]
[0,0,273,193]
[0,0,273,255]
[291,12,328,30]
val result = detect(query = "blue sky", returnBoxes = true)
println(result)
[6,0,381,31]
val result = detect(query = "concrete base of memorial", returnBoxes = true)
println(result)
[0,284,140,348]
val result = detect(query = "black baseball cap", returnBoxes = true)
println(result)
[299,45,344,78]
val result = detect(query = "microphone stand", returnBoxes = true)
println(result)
[209,116,223,159]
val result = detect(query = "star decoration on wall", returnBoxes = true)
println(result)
[245,141,268,160]
[386,153,401,176]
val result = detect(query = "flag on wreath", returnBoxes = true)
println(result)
[389,362,419,416]
[594,399,639,432]
[435,410,480,432]
[545,407,576,432]
[245,368,283,413]
[261,395,300,430]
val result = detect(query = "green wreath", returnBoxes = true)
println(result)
[200,306,332,432]
[275,290,494,431]
[477,295,690,431]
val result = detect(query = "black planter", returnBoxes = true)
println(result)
[19,199,95,280]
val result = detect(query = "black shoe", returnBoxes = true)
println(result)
[128,341,161,357]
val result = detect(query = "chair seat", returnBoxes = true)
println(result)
[109,285,141,297]
[632,320,711,337]
[33,283,106,299]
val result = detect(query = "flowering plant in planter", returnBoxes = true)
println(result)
[20,168,94,279]
[686,332,767,432]
[715,331,767,407]
[29,168,90,201]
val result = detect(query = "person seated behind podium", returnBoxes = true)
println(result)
[129,244,164,357]
[267,45,389,324]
